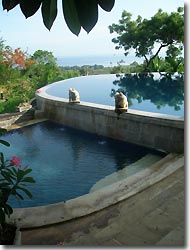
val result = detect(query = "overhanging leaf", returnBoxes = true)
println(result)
[2,0,19,11]
[74,0,98,33]
[0,152,5,167]
[97,0,115,12]
[42,0,58,30]
[3,204,13,217]
[17,186,33,198]
[15,191,24,200]
[62,0,81,36]
[0,128,7,136]
[0,139,10,147]
[20,0,42,18]
[21,177,35,183]
[22,168,32,175]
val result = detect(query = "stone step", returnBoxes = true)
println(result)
[156,223,184,246]
[90,154,163,192]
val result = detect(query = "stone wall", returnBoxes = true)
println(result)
[0,109,35,128]
[36,94,184,153]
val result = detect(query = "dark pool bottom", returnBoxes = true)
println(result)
[2,121,165,208]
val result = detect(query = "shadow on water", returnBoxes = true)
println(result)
[110,73,184,112]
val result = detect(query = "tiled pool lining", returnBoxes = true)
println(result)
[8,152,183,229]
[35,88,184,153]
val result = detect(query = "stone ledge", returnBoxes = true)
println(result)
[8,153,184,229]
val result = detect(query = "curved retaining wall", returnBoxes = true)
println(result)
[36,89,184,153]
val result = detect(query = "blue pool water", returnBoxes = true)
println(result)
[45,73,184,117]
[1,121,164,208]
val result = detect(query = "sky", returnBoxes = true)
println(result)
[0,0,185,58]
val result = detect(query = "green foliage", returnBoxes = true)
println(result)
[0,39,147,114]
[42,0,57,30]
[0,45,68,113]
[152,56,160,72]
[0,97,23,114]
[19,0,42,18]
[109,7,184,72]
[63,0,81,35]
[0,64,8,83]
[26,63,63,87]
[0,129,10,147]
[2,0,115,35]
[31,50,57,65]
[72,0,98,34]
[0,131,35,226]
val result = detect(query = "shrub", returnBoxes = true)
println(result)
[0,128,35,228]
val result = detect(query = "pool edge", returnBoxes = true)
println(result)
[8,153,184,229]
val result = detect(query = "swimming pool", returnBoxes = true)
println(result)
[45,73,184,117]
[1,121,165,208]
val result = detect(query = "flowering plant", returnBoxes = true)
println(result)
[0,128,35,228]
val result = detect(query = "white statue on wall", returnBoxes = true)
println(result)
[114,92,128,110]
[69,88,80,103]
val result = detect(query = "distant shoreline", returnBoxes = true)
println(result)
[56,54,143,67]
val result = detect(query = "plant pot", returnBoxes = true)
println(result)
[0,223,17,245]
[0,224,21,245]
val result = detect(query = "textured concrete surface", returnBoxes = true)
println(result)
[21,167,185,246]
[36,88,184,153]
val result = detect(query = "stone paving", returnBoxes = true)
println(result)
[21,167,185,246]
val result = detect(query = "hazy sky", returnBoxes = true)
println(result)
[0,0,184,57]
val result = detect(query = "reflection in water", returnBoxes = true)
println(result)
[45,73,184,116]
[110,73,184,113]
[3,126,41,160]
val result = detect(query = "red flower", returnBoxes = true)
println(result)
[10,156,22,167]
[57,242,64,246]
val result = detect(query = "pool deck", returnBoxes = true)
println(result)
[5,118,48,130]
[20,165,185,246]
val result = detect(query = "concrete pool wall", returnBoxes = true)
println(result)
[36,90,184,153]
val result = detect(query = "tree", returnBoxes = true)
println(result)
[1,47,35,70]
[109,7,184,72]
[31,50,57,65]
[0,46,35,89]
[27,50,62,85]
[0,38,4,59]
[2,0,115,35]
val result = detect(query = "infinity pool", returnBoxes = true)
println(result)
[45,73,184,117]
[2,121,165,208]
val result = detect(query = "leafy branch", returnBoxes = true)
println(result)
[0,129,35,227]
[2,0,115,35]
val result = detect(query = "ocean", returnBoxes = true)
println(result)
[56,54,143,67]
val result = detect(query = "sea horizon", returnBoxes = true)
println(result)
[56,54,143,67]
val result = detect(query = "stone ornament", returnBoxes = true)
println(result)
[114,92,128,118]
[114,92,128,110]
[69,88,80,103]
